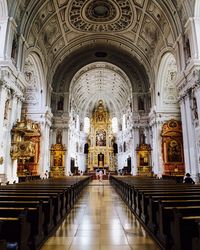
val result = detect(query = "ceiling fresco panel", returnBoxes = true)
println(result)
[33,1,55,34]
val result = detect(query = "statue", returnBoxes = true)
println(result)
[57,96,64,111]
[138,96,144,110]
[193,97,198,120]
[56,131,62,144]
[4,99,9,120]
[98,152,104,166]
[11,37,17,62]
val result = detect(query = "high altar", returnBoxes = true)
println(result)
[88,100,115,171]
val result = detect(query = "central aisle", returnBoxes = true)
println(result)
[41,180,159,250]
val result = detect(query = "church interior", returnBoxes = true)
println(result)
[0,0,200,249]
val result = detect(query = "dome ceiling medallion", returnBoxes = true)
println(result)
[67,0,136,32]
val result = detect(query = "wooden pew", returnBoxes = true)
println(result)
[147,197,200,233]
[0,193,60,226]
[110,176,200,250]
[0,200,53,235]
[192,221,200,250]
[0,189,65,220]
[171,209,200,250]
[0,211,31,250]
[0,206,43,249]
[157,205,200,249]
[0,176,91,249]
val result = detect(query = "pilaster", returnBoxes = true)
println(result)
[5,17,17,61]
[0,17,8,60]
[185,94,198,176]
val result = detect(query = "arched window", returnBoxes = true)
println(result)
[84,117,90,133]
[112,117,118,133]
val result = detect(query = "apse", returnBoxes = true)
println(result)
[69,62,133,118]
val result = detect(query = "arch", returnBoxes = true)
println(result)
[155,52,179,112]
[51,39,151,93]
[0,0,8,18]
[23,52,47,111]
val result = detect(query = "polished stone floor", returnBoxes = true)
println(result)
[41,180,160,250]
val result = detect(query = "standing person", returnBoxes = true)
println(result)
[45,170,49,179]
[184,173,195,184]
[99,170,103,183]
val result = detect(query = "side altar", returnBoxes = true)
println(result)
[50,143,66,177]
[88,100,115,171]
[10,116,41,177]
[161,119,185,176]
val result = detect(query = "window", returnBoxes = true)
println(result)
[112,117,118,133]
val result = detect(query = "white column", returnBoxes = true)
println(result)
[179,98,190,173]
[195,87,200,118]
[0,83,8,138]
[184,94,198,176]
[5,18,17,61]
[16,35,25,71]
[10,94,18,124]
[175,35,186,72]
[0,18,8,60]
[132,127,139,175]
[6,94,19,181]
[63,127,69,175]
[195,88,200,174]
[39,116,52,176]
[16,97,23,120]
[0,83,8,178]
[67,129,72,175]
[44,124,51,173]
[5,94,17,182]
[151,122,163,176]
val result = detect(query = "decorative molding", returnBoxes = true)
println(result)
[67,0,136,33]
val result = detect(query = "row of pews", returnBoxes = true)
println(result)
[110,175,200,250]
[0,176,91,250]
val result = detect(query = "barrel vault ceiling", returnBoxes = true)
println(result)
[7,0,194,115]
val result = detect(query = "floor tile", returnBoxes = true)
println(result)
[41,180,160,250]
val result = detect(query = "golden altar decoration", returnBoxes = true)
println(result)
[88,100,115,170]
[161,119,185,175]
[136,144,152,176]
[50,144,66,177]
[10,117,41,176]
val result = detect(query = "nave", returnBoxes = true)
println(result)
[41,180,159,250]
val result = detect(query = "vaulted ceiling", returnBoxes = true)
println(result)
[7,0,194,115]
[70,62,132,117]
[9,0,188,74]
